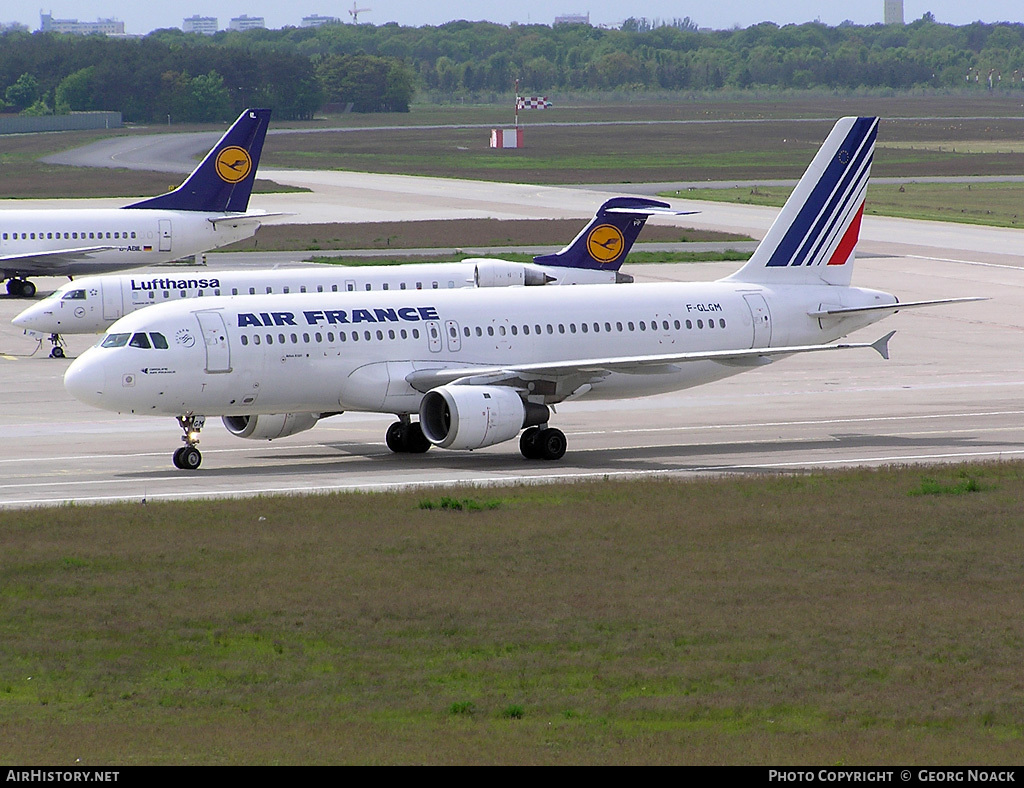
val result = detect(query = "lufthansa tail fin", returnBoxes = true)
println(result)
[126,108,271,213]
[532,197,695,271]
[725,116,878,287]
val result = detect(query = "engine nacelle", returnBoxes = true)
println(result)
[472,259,552,288]
[222,413,320,441]
[419,385,548,450]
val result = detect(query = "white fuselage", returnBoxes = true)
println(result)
[13,260,617,336]
[0,208,259,277]
[64,279,897,420]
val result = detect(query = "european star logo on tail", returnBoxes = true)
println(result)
[727,116,877,287]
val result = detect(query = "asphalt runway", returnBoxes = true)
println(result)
[2,210,1020,508]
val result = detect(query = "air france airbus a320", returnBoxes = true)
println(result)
[14,196,685,356]
[0,108,273,298]
[64,117,982,470]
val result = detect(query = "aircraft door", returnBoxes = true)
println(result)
[158,220,172,252]
[194,310,232,373]
[426,320,443,353]
[101,279,122,321]
[445,320,462,352]
[743,294,772,348]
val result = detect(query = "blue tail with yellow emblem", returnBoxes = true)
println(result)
[126,108,271,214]
[532,197,695,271]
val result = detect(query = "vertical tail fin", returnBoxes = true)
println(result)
[532,196,695,271]
[125,108,271,213]
[725,116,878,287]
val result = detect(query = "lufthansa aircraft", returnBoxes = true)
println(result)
[1,108,272,298]
[14,196,685,356]
[64,117,981,470]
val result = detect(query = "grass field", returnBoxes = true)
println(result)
[3,464,1024,764]
[665,181,1024,229]
[4,94,1024,199]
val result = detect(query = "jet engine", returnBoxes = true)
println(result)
[222,413,320,441]
[419,385,549,450]
[472,260,553,288]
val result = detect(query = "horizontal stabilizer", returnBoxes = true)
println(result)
[809,296,988,318]
[206,211,294,227]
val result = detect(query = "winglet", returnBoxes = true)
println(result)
[871,330,895,360]
[532,196,694,271]
[125,108,271,213]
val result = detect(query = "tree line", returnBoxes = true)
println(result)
[3,14,1024,122]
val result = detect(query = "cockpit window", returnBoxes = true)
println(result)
[129,333,151,349]
[62,289,87,300]
[151,332,168,349]
[100,333,130,348]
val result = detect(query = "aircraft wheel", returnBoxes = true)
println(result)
[406,422,431,454]
[385,421,407,453]
[20,280,35,298]
[50,346,65,359]
[538,428,567,461]
[173,446,202,470]
[6,279,23,297]
[519,427,542,460]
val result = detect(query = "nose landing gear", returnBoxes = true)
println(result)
[172,414,206,469]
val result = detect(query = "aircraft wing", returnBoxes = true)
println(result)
[405,332,894,397]
[0,245,116,272]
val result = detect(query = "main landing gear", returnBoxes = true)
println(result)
[172,414,205,470]
[386,417,431,454]
[5,278,36,298]
[519,425,567,461]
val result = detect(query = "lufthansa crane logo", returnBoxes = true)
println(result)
[215,146,252,183]
[586,224,625,265]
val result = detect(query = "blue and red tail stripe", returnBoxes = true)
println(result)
[765,117,877,268]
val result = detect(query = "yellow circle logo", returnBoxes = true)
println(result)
[215,146,252,183]
[587,224,625,265]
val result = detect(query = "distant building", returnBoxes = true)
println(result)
[39,12,125,35]
[301,14,340,27]
[555,13,590,25]
[183,15,218,35]
[884,0,904,25]
[229,15,265,31]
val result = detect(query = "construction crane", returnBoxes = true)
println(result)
[349,2,370,23]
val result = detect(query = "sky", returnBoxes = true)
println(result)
[3,2,1022,35]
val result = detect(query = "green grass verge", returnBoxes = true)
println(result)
[664,181,1024,229]
[3,464,1024,764]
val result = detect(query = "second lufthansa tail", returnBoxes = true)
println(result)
[126,108,271,214]
[532,197,695,271]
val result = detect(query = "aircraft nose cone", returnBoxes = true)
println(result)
[64,353,107,408]
[11,303,45,330]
